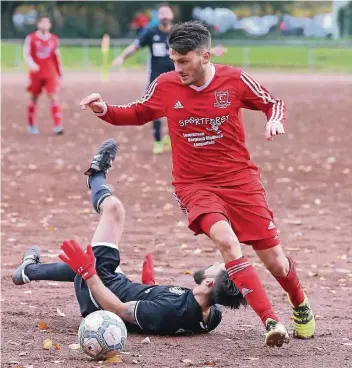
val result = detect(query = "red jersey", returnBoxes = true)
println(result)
[24,31,62,78]
[97,64,286,186]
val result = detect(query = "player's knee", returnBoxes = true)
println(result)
[48,94,57,103]
[265,257,289,278]
[213,232,240,255]
[102,196,125,223]
[30,95,38,103]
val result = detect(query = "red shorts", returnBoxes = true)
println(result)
[174,180,280,250]
[27,74,59,96]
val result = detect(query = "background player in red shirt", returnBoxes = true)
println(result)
[24,15,63,135]
[80,21,315,347]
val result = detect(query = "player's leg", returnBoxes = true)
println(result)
[224,180,315,339]
[84,138,124,269]
[201,216,289,347]
[255,244,315,339]
[146,72,163,154]
[12,246,76,285]
[174,187,288,347]
[26,75,42,134]
[152,119,163,154]
[46,77,63,135]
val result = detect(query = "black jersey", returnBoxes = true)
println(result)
[133,26,174,78]
[75,246,222,335]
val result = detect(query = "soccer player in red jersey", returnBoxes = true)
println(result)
[24,15,63,135]
[80,21,315,346]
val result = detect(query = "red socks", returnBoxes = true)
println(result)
[275,257,305,307]
[142,253,155,285]
[226,257,279,324]
[51,103,62,127]
[27,102,36,126]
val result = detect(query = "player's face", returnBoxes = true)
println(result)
[170,48,211,86]
[37,17,52,33]
[158,6,174,27]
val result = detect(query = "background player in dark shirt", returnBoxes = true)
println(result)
[13,139,246,335]
[113,3,175,154]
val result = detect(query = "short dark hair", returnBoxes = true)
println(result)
[193,269,247,310]
[37,14,51,23]
[168,21,211,55]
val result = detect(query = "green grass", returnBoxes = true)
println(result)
[2,42,352,72]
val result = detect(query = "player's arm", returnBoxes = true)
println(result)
[52,39,63,77]
[80,77,165,126]
[86,275,137,324]
[239,70,287,140]
[23,35,39,72]
[112,31,150,67]
[58,240,137,325]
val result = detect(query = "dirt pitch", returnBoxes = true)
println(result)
[1,70,352,368]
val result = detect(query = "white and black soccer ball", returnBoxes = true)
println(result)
[78,310,127,360]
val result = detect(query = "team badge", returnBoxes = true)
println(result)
[214,90,231,108]
[169,287,186,295]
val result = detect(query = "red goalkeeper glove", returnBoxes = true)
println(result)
[58,240,96,281]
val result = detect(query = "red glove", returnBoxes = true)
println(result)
[142,253,155,285]
[59,240,96,281]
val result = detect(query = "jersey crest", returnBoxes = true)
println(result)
[214,90,231,108]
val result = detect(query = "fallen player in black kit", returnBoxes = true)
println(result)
[13,139,246,335]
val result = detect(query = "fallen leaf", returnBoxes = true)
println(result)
[38,321,49,330]
[105,355,122,363]
[184,271,192,275]
[69,343,81,350]
[43,338,53,350]
[163,203,173,210]
[57,308,66,317]
[203,361,215,366]
[55,343,61,350]
[141,337,150,344]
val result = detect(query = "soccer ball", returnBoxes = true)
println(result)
[78,310,127,360]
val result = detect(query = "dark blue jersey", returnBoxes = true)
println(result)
[133,26,174,79]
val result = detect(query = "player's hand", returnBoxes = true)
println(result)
[30,64,40,73]
[265,121,285,141]
[80,93,106,113]
[58,240,96,281]
[112,56,124,68]
[210,45,227,57]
